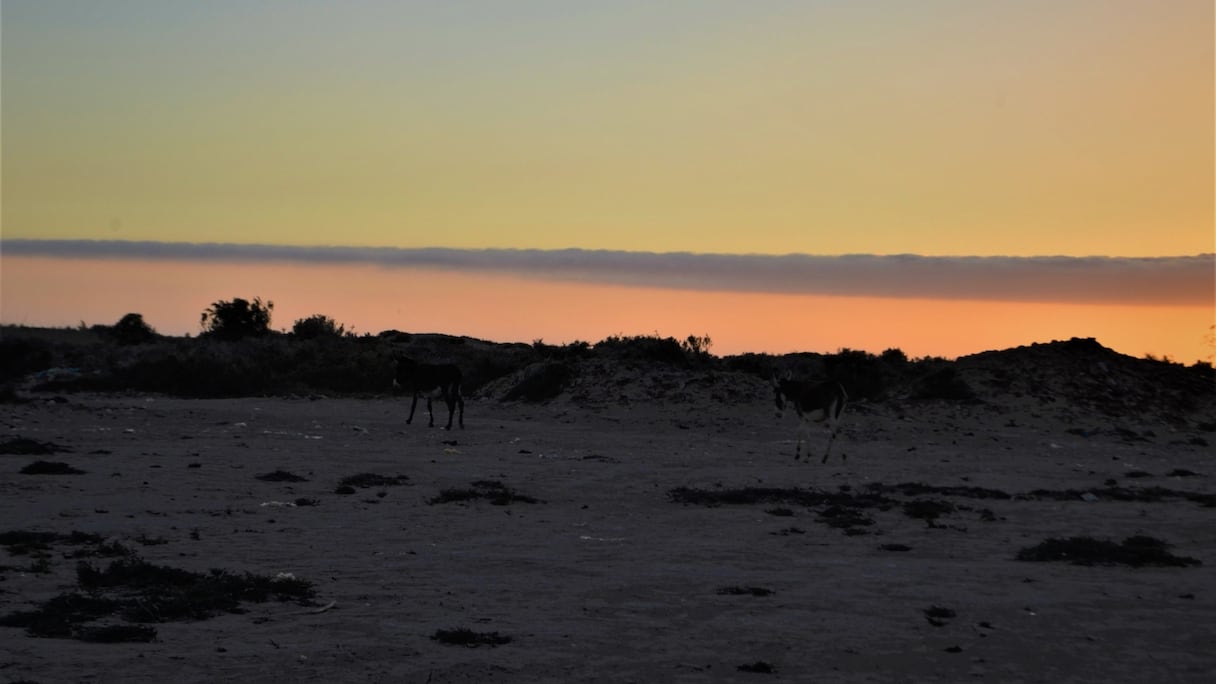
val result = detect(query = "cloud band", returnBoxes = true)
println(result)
[3,239,1211,306]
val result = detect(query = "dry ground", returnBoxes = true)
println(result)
[2,389,1213,683]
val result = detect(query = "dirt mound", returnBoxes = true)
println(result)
[956,337,1214,423]
[485,358,768,408]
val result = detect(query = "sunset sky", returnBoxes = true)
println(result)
[2,1,1213,362]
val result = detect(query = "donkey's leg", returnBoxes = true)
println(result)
[441,391,456,430]
[407,393,421,425]
[821,430,839,464]
[821,404,842,464]
[426,396,436,427]
[795,417,809,461]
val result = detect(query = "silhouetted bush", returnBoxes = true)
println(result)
[720,352,778,378]
[681,334,713,357]
[824,349,892,401]
[200,297,274,340]
[1017,536,1200,567]
[594,334,688,365]
[292,314,346,340]
[108,313,158,345]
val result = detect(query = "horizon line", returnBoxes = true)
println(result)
[3,238,1212,306]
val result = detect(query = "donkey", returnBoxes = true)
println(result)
[772,374,848,463]
[393,353,464,429]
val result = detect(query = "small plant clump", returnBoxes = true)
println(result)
[0,530,103,556]
[903,499,956,523]
[738,661,776,674]
[0,532,318,643]
[431,627,512,647]
[924,605,957,626]
[717,586,774,597]
[428,480,540,506]
[0,438,71,455]
[255,470,309,482]
[1016,536,1201,567]
[19,461,86,475]
[338,473,410,489]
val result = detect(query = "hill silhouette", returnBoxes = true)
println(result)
[1,326,1211,427]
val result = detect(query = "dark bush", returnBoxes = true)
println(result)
[431,627,511,647]
[721,352,779,378]
[337,473,410,488]
[0,337,53,381]
[1016,536,1201,567]
[594,334,688,365]
[681,334,713,357]
[292,314,346,340]
[20,461,86,475]
[823,349,892,401]
[109,313,158,345]
[0,438,70,455]
[717,586,773,596]
[903,499,956,522]
[200,297,274,340]
[502,361,573,402]
[428,481,540,505]
[255,470,308,483]
[910,367,977,401]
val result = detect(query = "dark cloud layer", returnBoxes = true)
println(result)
[4,239,1212,305]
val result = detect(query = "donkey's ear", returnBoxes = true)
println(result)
[783,370,793,381]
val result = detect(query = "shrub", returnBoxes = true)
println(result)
[681,334,713,357]
[109,313,158,345]
[431,628,511,647]
[0,337,54,381]
[824,349,890,400]
[292,314,346,340]
[200,297,274,340]
[910,366,977,401]
[594,334,687,365]
[502,361,573,402]
[1016,536,1200,567]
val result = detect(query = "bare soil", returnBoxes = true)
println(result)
[2,386,1213,683]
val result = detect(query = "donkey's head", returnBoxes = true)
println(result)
[392,353,417,387]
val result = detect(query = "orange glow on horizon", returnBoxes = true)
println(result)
[2,256,1212,364]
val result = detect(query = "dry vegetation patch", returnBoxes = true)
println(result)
[337,473,410,489]
[430,627,512,647]
[19,461,86,475]
[0,532,318,643]
[716,586,774,597]
[0,437,71,455]
[254,469,309,482]
[1016,536,1201,568]
[428,480,541,505]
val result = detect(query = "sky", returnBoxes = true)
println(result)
[2,1,1214,362]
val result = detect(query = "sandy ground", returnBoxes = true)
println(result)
[2,390,1213,683]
